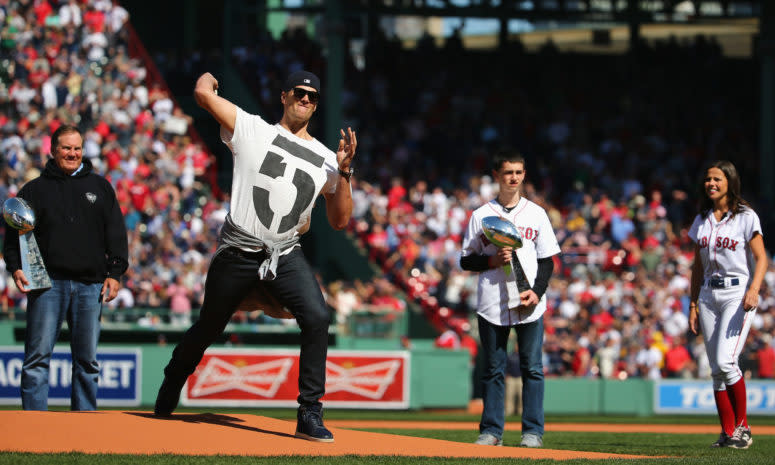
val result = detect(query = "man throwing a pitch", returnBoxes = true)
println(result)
[460,148,560,448]
[154,70,356,443]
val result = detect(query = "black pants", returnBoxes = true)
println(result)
[163,246,330,406]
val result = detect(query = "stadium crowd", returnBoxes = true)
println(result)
[336,31,775,380]
[0,0,217,327]
[1,0,773,382]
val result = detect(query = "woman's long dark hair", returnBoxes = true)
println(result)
[698,160,750,217]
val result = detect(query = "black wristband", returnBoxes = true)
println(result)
[338,166,353,182]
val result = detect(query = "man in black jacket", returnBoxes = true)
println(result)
[3,124,128,410]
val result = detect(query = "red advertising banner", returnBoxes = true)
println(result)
[180,349,410,409]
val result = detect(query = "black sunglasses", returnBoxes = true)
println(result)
[291,87,320,104]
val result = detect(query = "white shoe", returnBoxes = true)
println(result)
[520,433,543,448]
[475,433,503,446]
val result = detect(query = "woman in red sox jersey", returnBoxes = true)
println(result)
[688,160,768,449]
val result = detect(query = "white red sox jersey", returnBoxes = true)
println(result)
[688,206,762,283]
[461,197,561,326]
[221,107,341,249]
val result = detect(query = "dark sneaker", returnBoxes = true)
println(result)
[723,425,752,449]
[711,432,730,448]
[154,376,185,417]
[295,404,334,443]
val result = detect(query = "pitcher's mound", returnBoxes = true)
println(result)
[0,410,653,459]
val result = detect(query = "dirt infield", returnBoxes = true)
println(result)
[0,410,663,459]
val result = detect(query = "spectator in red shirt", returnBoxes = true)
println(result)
[83,4,105,32]
[26,62,48,89]
[103,145,121,171]
[32,0,53,26]
[435,327,460,350]
[128,173,151,212]
[365,223,388,262]
[387,177,407,211]
[571,341,591,376]
[94,120,111,139]
[368,278,405,313]
[590,307,614,331]
[175,141,211,178]
[664,336,693,378]
[756,335,775,379]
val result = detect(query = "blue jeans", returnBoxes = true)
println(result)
[22,279,102,410]
[478,314,544,439]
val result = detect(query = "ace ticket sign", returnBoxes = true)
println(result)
[0,347,141,406]
[180,349,410,409]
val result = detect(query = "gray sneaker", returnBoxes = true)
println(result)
[520,433,543,448]
[475,433,503,446]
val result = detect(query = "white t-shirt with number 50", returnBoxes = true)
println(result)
[220,107,341,248]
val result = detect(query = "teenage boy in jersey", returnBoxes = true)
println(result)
[460,148,560,448]
[154,70,356,443]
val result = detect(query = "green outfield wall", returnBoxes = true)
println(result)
[130,343,655,413]
[543,377,654,416]
[0,322,654,412]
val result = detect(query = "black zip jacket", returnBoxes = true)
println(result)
[3,158,129,283]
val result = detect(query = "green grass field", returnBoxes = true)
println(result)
[1,409,774,465]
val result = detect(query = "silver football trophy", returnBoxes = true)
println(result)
[3,197,52,290]
[482,216,531,292]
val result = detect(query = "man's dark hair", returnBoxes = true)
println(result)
[492,147,526,172]
[51,125,82,151]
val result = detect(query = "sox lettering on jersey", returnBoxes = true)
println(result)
[697,235,740,251]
